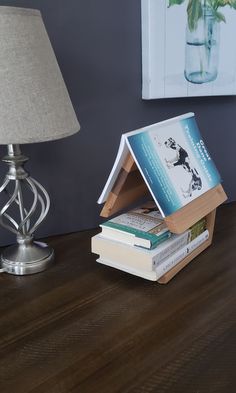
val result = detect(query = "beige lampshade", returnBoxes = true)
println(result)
[0,6,80,144]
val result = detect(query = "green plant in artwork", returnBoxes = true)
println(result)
[169,0,236,31]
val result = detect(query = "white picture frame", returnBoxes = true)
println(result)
[141,0,236,99]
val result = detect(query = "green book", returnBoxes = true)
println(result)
[100,202,170,250]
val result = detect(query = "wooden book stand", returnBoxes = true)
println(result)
[100,153,227,284]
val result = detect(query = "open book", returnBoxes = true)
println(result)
[98,113,221,217]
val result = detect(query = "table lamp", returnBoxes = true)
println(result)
[0,7,80,275]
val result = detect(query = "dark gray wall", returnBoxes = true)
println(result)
[0,0,234,246]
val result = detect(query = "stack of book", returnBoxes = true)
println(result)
[91,202,209,281]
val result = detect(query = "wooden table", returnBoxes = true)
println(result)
[1,202,236,393]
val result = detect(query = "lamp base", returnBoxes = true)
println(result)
[1,241,54,275]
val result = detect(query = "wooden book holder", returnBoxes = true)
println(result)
[100,153,227,284]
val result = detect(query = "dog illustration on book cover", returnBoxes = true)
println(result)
[164,137,202,198]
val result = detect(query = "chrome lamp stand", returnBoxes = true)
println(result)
[0,144,54,275]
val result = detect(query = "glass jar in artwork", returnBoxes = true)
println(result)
[184,6,220,84]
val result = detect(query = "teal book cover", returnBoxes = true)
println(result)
[101,202,170,249]
[126,113,221,216]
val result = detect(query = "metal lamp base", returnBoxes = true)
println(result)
[1,240,54,275]
[0,144,54,275]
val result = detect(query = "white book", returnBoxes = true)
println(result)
[98,113,221,217]
[155,229,209,279]
[97,257,158,281]
[96,230,209,281]
[92,229,190,272]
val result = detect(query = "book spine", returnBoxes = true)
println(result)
[189,217,206,241]
[153,231,189,268]
[153,218,206,267]
[155,230,209,280]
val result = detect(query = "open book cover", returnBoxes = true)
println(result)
[98,113,221,217]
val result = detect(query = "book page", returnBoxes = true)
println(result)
[98,135,129,204]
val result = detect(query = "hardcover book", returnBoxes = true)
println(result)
[98,113,221,217]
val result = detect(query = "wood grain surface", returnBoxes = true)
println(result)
[0,202,236,393]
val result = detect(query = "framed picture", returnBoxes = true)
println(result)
[141,0,236,99]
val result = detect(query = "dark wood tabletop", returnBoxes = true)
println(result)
[0,202,236,393]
